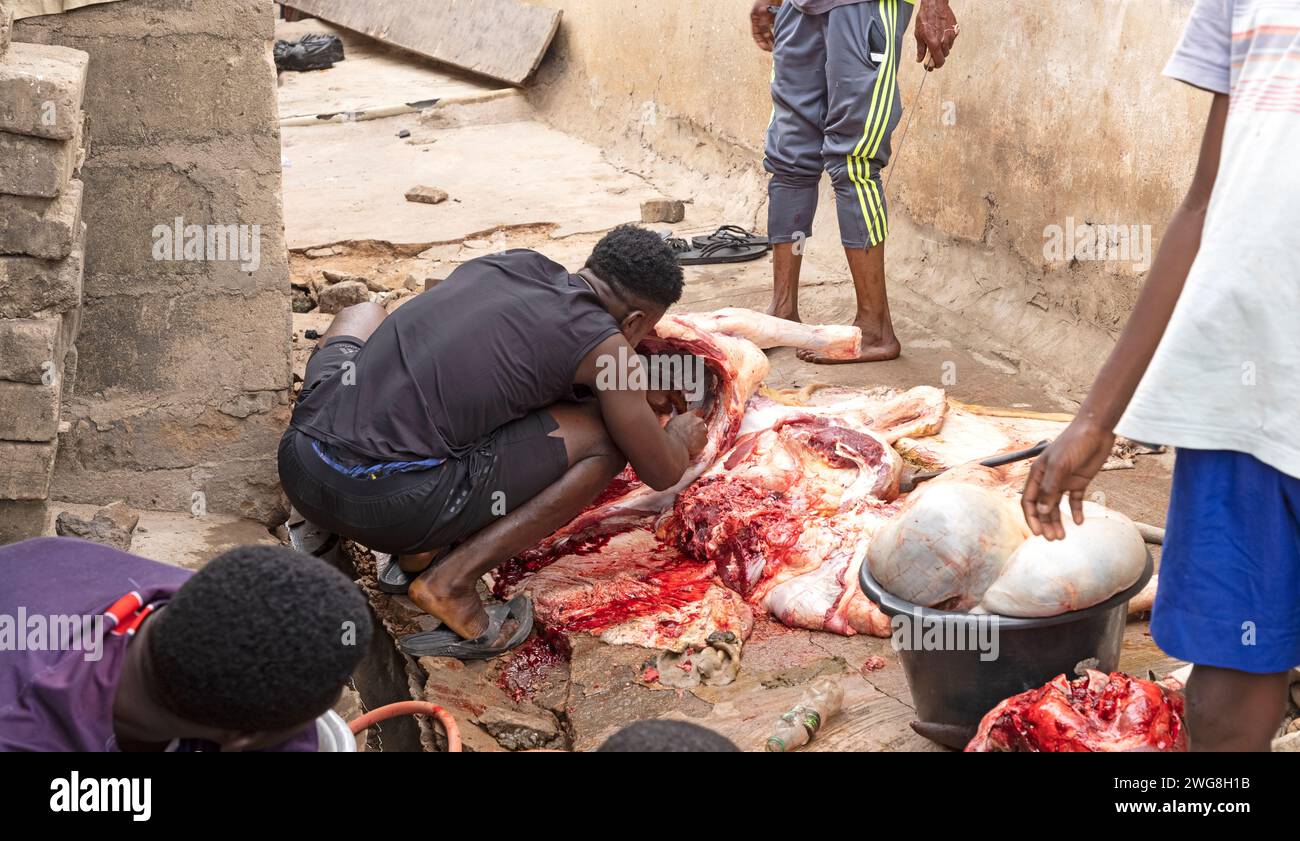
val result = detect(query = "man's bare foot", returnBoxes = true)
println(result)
[797,337,901,364]
[408,571,490,640]
[766,301,801,323]
[798,319,901,364]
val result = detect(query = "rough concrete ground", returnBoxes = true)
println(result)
[43,502,278,570]
[274,23,1188,751]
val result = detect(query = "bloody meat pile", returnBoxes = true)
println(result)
[966,670,1188,752]
[492,308,1130,653]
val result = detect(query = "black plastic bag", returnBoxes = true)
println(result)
[274,33,346,72]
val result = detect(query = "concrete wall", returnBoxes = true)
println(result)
[15,0,292,524]
[526,0,1211,398]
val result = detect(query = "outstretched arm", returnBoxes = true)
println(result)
[1023,93,1229,539]
[577,335,707,491]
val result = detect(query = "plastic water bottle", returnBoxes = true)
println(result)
[764,678,844,752]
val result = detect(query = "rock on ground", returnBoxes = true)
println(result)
[641,198,685,223]
[54,500,139,551]
[475,706,566,751]
[405,185,449,205]
[318,280,370,314]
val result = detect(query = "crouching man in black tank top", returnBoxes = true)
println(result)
[278,226,706,649]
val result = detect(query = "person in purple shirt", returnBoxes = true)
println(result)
[0,538,371,752]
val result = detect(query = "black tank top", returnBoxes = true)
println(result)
[291,249,620,461]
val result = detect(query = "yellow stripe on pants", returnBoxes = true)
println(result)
[847,0,897,246]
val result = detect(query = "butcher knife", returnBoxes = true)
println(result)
[899,440,1050,494]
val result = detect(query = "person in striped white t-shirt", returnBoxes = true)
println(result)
[1025,0,1300,751]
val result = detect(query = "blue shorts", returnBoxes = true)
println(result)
[1151,448,1300,673]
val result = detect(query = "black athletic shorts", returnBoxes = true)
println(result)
[278,336,570,555]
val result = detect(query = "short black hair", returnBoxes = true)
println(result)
[597,720,740,752]
[148,545,371,732]
[585,224,684,309]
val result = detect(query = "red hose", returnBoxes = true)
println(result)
[349,701,462,752]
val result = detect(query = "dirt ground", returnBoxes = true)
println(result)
[267,22,1193,752]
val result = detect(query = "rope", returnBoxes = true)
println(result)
[883,65,929,196]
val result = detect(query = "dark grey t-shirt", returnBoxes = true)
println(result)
[291,249,620,462]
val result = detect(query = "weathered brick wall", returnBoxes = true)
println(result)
[0,5,87,542]
[11,0,292,529]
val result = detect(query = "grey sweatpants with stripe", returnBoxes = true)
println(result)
[765,0,914,249]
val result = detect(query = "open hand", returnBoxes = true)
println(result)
[750,1,777,51]
[915,0,958,69]
[1021,420,1115,540]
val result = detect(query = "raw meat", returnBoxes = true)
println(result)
[492,310,787,651]
[559,312,771,525]
[496,307,1136,651]
[866,466,1030,611]
[674,308,862,360]
[980,505,1148,617]
[966,670,1188,752]
[661,388,949,636]
[500,526,753,652]
[740,385,948,442]
[868,472,1148,617]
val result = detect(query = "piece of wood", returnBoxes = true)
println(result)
[948,399,1076,423]
[285,0,561,86]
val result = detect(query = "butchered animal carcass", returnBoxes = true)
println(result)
[663,390,948,637]
[495,307,1142,652]
[966,670,1188,752]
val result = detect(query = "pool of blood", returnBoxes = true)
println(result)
[496,633,570,703]
[547,554,715,635]
[492,523,634,598]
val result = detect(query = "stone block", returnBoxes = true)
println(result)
[0,42,89,140]
[0,315,60,383]
[70,288,289,396]
[0,439,58,500]
[0,500,50,545]
[318,280,370,314]
[78,157,285,293]
[405,185,448,205]
[0,379,61,441]
[13,25,276,148]
[0,224,85,317]
[641,199,686,223]
[0,179,84,259]
[0,112,83,197]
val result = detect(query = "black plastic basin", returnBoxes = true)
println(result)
[859,551,1154,749]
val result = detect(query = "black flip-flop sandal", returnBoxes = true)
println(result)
[397,595,533,660]
[375,547,452,595]
[667,236,769,266]
[690,225,770,250]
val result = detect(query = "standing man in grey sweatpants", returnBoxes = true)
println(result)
[751,0,958,362]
